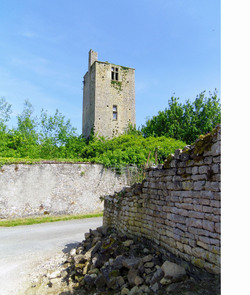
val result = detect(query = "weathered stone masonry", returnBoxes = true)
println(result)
[0,163,133,219]
[104,125,221,274]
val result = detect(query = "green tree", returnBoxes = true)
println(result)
[16,100,38,142]
[39,108,77,146]
[0,97,12,131]
[141,90,220,144]
[0,97,13,155]
[8,100,39,157]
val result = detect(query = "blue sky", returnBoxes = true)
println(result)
[0,0,220,134]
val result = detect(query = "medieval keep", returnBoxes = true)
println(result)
[82,50,136,138]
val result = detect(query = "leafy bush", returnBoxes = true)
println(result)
[141,90,221,144]
[80,134,186,168]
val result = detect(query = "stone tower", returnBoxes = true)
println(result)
[82,49,136,138]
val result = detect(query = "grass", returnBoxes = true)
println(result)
[0,212,103,227]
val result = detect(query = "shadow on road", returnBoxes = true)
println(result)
[62,242,81,254]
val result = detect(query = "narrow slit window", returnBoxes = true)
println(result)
[111,67,119,81]
[113,105,118,120]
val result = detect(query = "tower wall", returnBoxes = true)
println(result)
[82,50,136,138]
[82,62,96,137]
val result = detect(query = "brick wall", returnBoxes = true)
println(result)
[103,125,221,274]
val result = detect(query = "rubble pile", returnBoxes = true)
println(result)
[63,226,220,295]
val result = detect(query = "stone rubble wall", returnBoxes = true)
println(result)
[0,163,133,219]
[103,125,221,274]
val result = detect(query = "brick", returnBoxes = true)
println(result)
[211,141,221,156]
[186,167,193,174]
[170,160,177,168]
[176,202,193,210]
[213,208,220,215]
[176,161,186,167]
[199,191,215,199]
[185,232,195,240]
[199,166,209,174]
[178,252,190,261]
[176,241,184,251]
[203,220,214,232]
[204,156,213,165]
[204,262,220,274]
[161,168,177,176]
[182,181,194,191]
[184,198,193,204]
[204,214,220,222]
[167,213,186,224]
[205,181,220,192]
[197,241,209,250]
[202,206,214,213]
[174,227,184,236]
[194,181,206,190]
[209,238,220,246]
[177,191,195,198]
[215,222,220,233]
[206,252,220,266]
[183,244,192,255]
[192,247,206,259]
[168,237,176,248]
[213,156,221,163]
[152,170,163,177]
[176,223,187,232]
[198,235,210,244]
[185,160,194,167]
[193,204,203,212]
[165,182,175,190]
[189,239,197,248]
[210,200,220,208]
[177,168,186,175]
[188,211,204,219]
[188,227,210,237]
[211,163,220,173]
[198,199,210,205]
[203,150,213,157]
[212,192,221,201]
[172,175,182,181]
[170,196,180,202]
[191,174,207,181]
[192,166,199,175]
[213,174,221,181]
[162,206,171,213]
[186,218,203,228]
[193,158,204,165]
[180,152,190,161]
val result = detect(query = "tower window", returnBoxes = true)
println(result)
[111,67,119,81]
[113,105,118,120]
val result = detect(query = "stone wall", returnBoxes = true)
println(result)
[103,125,221,274]
[82,50,136,138]
[0,163,133,219]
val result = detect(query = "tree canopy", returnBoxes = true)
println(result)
[141,90,221,144]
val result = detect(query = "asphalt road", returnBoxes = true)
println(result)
[0,217,103,295]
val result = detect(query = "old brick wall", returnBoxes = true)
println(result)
[103,125,221,274]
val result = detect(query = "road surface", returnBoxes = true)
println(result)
[0,217,102,295]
